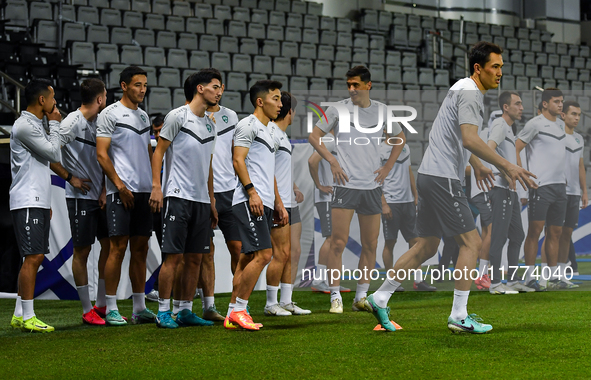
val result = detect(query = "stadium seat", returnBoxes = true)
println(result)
[223,0,240,6]
[227,72,248,91]
[219,36,238,54]
[77,6,99,24]
[87,25,110,44]
[166,16,184,32]
[331,61,347,78]
[294,58,313,77]
[107,63,128,89]
[535,53,547,66]
[503,62,513,75]
[526,64,538,78]
[320,30,337,45]
[29,2,53,25]
[145,14,165,30]
[221,91,242,112]
[172,88,186,107]
[434,69,449,86]
[109,27,132,45]
[35,20,59,48]
[120,45,143,65]
[580,70,590,82]
[531,41,542,53]
[167,49,189,68]
[337,32,352,47]
[566,68,579,81]
[418,68,434,86]
[111,0,131,10]
[369,64,385,82]
[402,68,418,85]
[291,1,306,14]
[265,25,283,40]
[248,23,266,39]
[156,31,176,49]
[230,53,252,73]
[320,16,335,30]
[560,55,571,68]
[96,43,120,70]
[200,35,219,51]
[177,33,198,51]
[70,42,95,70]
[543,79,556,88]
[123,11,144,28]
[574,57,586,69]
[312,60,330,78]
[548,54,559,66]
[252,9,269,24]
[281,42,299,59]
[530,77,543,89]
[286,13,302,27]
[505,38,518,50]
[132,0,150,12]
[386,66,401,83]
[186,17,205,34]
[545,42,556,54]
[512,63,525,76]
[515,76,529,91]
[134,29,155,46]
[305,14,320,30]
[299,43,316,59]
[502,75,515,90]
[215,5,232,20]
[269,11,286,26]
[568,45,579,57]
[337,17,352,32]
[151,0,170,14]
[249,55,272,75]
[353,33,369,48]
[557,43,568,55]
[195,3,213,18]
[318,45,334,61]
[580,46,590,58]
[335,46,351,62]
[190,51,210,69]
[303,29,319,44]
[369,50,385,65]
[290,77,308,91]
[270,75,289,90]
[402,52,417,67]
[408,27,422,47]
[207,19,224,36]
[308,1,323,15]
[101,9,122,27]
[144,47,166,67]
[158,68,181,87]
[392,26,408,46]
[147,87,172,114]
[284,27,301,42]
[352,48,368,64]
[233,7,250,22]
[572,81,583,91]
[227,21,247,38]
[211,52,232,71]
[386,51,401,66]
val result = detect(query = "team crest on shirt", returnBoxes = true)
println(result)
[141,115,146,123]
[576,138,580,143]
[206,123,212,132]
[222,115,228,123]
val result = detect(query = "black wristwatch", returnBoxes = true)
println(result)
[244,183,254,191]
[66,173,73,182]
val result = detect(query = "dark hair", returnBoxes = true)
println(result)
[249,80,282,107]
[80,78,105,105]
[25,78,53,106]
[468,41,503,75]
[498,91,520,110]
[541,87,563,104]
[120,65,147,86]
[538,101,544,112]
[184,68,222,102]
[276,91,297,121]
[152,114,165,127]
[346,65,371,82]
[563,100,581,114]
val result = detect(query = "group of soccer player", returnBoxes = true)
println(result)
[7,38,586,334]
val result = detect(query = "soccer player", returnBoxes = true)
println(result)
[148,69,219,329]
[557,100,586,287]
[487,91,532,294]
[379,139,436,291]
[226,80,288,330]
[9,78,61,332]
[264,91,311,316]
[470,130,493,291]
[96,66,157,325]
[365,42,536,333]
[308,66,406,314]
[516,88,566,291]
[198,77,242,321]
[53,79,111,324]
[307,137,351,294]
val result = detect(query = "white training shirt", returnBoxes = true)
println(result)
[419,77,484,182]
[272,123,293,208]
[160,105,216,204]
[60,109,103,200]
[487,116,518,190]
[232,114,276,209]
[565,131,584,196]
[517,114,566,187]
[316,98,402,190]
[314,138,337,203]
[208,105,239,193]
[470,129,492,198]
[9,111,61,210]
[96,101,152,195]
[380,142,414,203]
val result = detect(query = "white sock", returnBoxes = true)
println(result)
[96,279,106,308]
[235,297,248,312]
[550,266,558,280]
[198,288,205,309]
[478,259,489,277]
[158,298,170,312]
[280,283,293,305]
[22,299,34,321]
[132,292,146,314]
[179,300,192,311]
[329,286,341,302]
[354,283,370,302]
[226,303,236,318]
[14,296,22,317]
[266,285,279,307]
[204,296,215,310]
[315,264,327,283]
[172,299,181,314]
[77,285,92,314]
[524,265,535,284]
[414,269,423,283]
[558,262,567,279]
[106,295,118,312]
[373,278,401,308]
[450,289,470,321]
